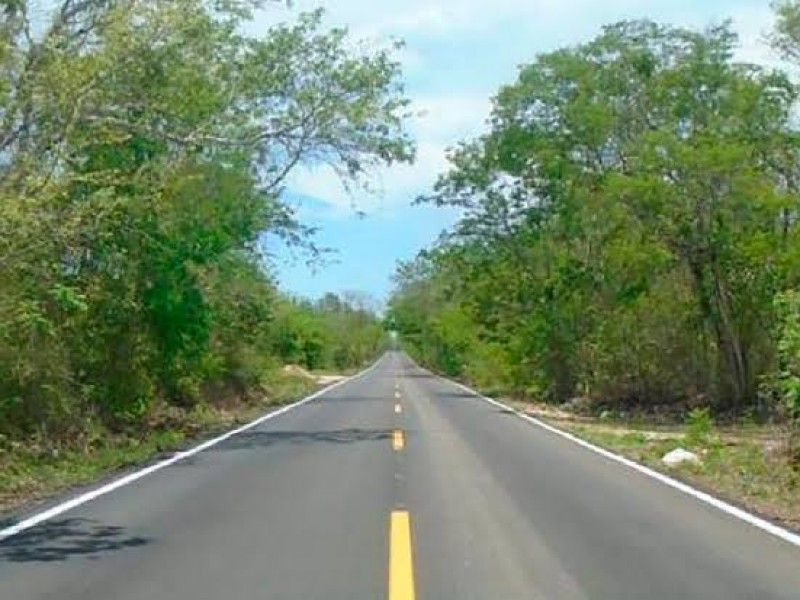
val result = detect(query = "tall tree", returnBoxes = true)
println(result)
[395,19,799,415]
[0,0,411,435]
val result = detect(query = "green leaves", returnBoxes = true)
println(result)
[775,291,800,410]
[773,290,800,464]
[0,1,411,436]
[270,293,386,372]
[396,15,800,416]
[772,1,800,61]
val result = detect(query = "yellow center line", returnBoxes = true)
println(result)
[394,403,402,414]
[389,511,416,600]
[392,429,404,451]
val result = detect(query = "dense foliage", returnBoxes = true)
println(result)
[0,1,405,441]
[271,292,388,372]
[389,5,800,424]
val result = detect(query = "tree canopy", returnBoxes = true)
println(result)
[0,0,405,438]
[389,11,800,423]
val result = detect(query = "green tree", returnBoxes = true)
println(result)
[0,0,411,437]
[394,18,799,418]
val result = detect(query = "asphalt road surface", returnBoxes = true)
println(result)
[2,352,800,599]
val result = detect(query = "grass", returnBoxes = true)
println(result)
[0,371,320,515]
[0,430,185,512]
[534,412,800,530]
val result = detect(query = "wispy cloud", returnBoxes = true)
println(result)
[287,93,491,213]
[729,5,780,67]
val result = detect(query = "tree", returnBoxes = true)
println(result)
[0,0,411,436]
[395,18,800,416]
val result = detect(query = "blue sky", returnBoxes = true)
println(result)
[253,0,777,303]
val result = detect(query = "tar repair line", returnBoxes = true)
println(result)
[417,366,800,550]
[0,356,387,543]
[388,510,416,600]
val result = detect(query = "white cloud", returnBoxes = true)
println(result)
[324,0,649,37]
[288,139,452,215]
[286,92,492,215]
[730,5,780,67]
[411,95,493,139]
[254,0,656,41]
[386,5,454,35]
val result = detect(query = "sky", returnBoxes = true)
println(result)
[252,0,778,303]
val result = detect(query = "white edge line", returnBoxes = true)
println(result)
[419,365,800,550]
[0,356,385,542]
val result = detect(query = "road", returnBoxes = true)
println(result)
[2,352,800,599]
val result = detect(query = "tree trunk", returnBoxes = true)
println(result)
[687,258,751,412]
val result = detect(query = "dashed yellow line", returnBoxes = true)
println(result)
[392,429,404,451]
[388,511,416,600]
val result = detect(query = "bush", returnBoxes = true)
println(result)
[685,407,714,448]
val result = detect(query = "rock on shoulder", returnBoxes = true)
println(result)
[662,448,701,467]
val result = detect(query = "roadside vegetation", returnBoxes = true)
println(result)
[0,1,403,510]
[510,400,800,528]
[389,2,800,522]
